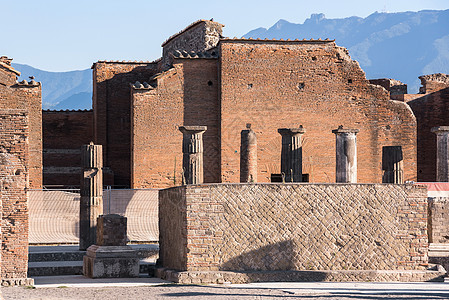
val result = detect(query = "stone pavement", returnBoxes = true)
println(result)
[3,276,449,299]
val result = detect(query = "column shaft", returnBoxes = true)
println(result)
[332,126,359,183]
[179,126,207,185]
[278,127,306,182]
[432,126,449,182]
[79,143,103,251]
[240,125,257,183]
[382,146,404,183]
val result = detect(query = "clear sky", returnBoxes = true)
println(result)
[2,0,448,71]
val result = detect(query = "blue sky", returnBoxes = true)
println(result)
[2,0,448,71]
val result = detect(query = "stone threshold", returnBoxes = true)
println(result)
[156,268,446,284]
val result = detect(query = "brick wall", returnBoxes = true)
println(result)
[42,110,94,187]
[0,110,29,282]
[93,61,158,187]
[0,65,42,188]
[131,58,220,188]
[159,183,428,272]
[407,76,449,182]
[428,197,449,243]
[219,40,417,183]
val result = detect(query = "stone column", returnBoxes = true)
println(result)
[79,142,103,251]
[431,126,449,182]
[179,126,207,185]
[332,126,359,183]
[278,126,306,182]
[240,124,257,183]
[382,146,404,183]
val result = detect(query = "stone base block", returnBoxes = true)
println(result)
[1,278,34,286]
[83,245,139,278]
[156,268,446,284]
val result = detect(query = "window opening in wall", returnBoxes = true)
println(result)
[207,80,213,86]
[348,79,353,84]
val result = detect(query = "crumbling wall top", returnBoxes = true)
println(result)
[419,73,449,94]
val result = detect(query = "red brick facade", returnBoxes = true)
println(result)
[0,111,29,283]
[0,58,42,189]
[406,74,449,182]
[42,110,94,187]
[88,20,419,188]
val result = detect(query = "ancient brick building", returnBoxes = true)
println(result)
[407,74,449,182]
[0,57,38,285]
[0,56,42,188]
[88,20,417,188]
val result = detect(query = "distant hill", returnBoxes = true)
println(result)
[12,63,92,109]
[244,9,449,93]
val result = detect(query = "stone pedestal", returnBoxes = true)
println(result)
[382,146,404,183]
[179,126,207,185]
[83,214,139,278]
[240,124,257,183]
[278,126,306,182]
[431,126,449,182]
[332,126,359,183]
[79,143,103,251]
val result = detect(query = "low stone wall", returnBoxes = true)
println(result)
[159,183,442,282]
[428,197,449,243]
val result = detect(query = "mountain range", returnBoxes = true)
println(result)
[11,9,449,109]
[244,9,449,93]
[12,63,92,110]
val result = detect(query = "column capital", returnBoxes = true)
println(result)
[332,125,359,135]
[278,126,306,136]
[431,126,449,134]
[179,126,207,134]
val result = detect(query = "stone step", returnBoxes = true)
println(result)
[29,251,86,262]
[28,260,153,277]
[29,244,159,262]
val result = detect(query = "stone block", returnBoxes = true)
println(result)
[83,245,139,278]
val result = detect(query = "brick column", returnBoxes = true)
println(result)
[278,126,306,182]
[382,146,404,183]
[332,126,359,183]
[240,124,257,183]
[179,126,207,185]
[431,126,449,182]
[80,142,103,251]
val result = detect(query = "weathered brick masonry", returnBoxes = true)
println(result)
[0,111,31,285]
[159,183,437,282]
[407,74,449,182]
[0,58,39,284]
[219,40,416,184]
[43,109,94,187]
[92,61,158,187]
[0,57,42,188]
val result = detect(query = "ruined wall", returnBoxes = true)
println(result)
[219,40,417,183]
[0,110,30,284]
[369,78,407,96]
[93,61,158,187]
[428,197,449,244]
[161,20,223,69]
[408,75,449,182]
[159,183,428,272]
[131,57,220,188]
[0,61,42,188]
[42,110,94,187]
